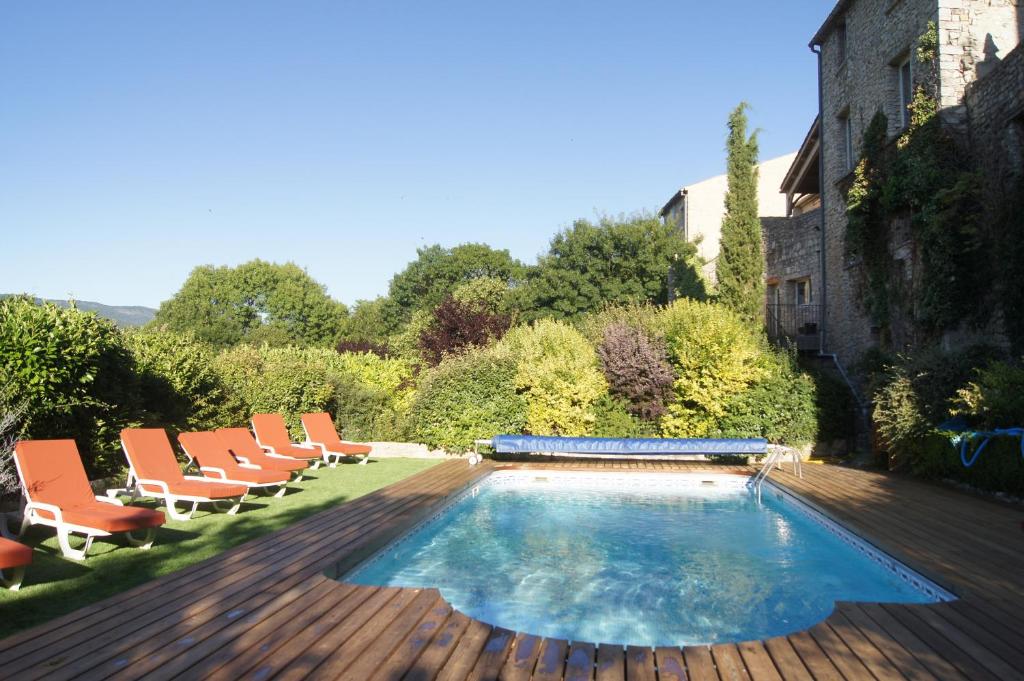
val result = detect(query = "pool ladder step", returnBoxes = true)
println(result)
[751,446,802,502]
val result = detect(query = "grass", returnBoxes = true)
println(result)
[0,457,439,639]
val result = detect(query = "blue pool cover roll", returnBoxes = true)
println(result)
[491,434,767,456]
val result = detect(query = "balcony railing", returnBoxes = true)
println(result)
[766,304,821,350]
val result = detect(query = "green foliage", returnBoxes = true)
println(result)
[953,361,1024,430]
[655,299,766,436]
[212,346,336,437]
[845,87,987,337]
[407,346,527,451]
[996,175,1024,353]
[718,354,817,445]
[153,260,347,347]
[0,298,136,477]
[916,21,938,63]
[515,214,704,321]
[335,296,405,348]
[716,103,764,326]
[590,395,652,438]
[500,319,608,436]
[122,330,222,431]
[387,243,525,321]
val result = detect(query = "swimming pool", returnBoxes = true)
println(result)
[345,471,954,646]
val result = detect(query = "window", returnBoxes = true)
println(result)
[794,279,812,306]
[836,21,848,65]
[840,111,854,172]
[898,55,913,128]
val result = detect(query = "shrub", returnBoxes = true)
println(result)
[329,351,415,440]
[407,346,527,451]
[654,299,765,437]
[0,298,137,476]
[418,296,511,366]
[590,395,652,438]
[953,360,1024,429]
[122,330,222,431]
[212,346,335,438]
[596,322,673,419]
[718,354,817,445]
[335,339,391,358]
[500,319,608,436]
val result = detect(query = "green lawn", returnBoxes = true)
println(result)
[0,458,439,639]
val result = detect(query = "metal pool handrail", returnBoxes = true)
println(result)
[751,445,803,502]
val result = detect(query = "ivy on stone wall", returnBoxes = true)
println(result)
[844,25,987,341]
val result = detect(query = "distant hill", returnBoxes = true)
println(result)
[1,295,157,327]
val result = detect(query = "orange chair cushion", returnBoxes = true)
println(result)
[14,439,98,509]
[120,428,188,484]
[216,429,307,473]
[60,503,165,533]
[251,414,319,460]
[0,538,32,570]
[139,479,248,500]
[302,412,372,455]
[179,432,288,486]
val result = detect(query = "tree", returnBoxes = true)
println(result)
[153,260,347,347]
[418,296,512,366]
[515,214,705,320]
[387,243,525,320]
[716,102,764,326]
[335,296,405,347]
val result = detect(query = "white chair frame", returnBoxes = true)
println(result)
[178,444,289,499]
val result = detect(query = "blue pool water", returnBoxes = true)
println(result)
[347,472,946,646]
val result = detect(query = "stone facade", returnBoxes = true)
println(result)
[965,42,1024,190]
[813,0,1021,368]
[763,210,823,348]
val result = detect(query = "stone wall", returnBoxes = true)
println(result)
[816,0,1020,368]
[763,209,822,296]
[818,0,939,366]
[966,41,1024,189]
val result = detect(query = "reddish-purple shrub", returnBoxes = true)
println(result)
[419,297,511,366]
[597,322,674,419]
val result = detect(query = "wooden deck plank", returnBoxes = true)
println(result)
[564,641,596,681]
[434,619,493,681]
[836,604,940,681]
[624,645,656,681]
[497,632,543,681]
[710,644,750,681]
[653,647,687,681]
[369,600,454,681]
[595,644,624,681]
[735,641,783,681]
[464,626,516,681]
[233,585,381,681]
[402,611,473,681]
[272,587,405,681]
[4,460,1024,681]
[823,610,908,681]
[784,632,844,681]
[0,460,471,663]
[761,638,813,681]
[334,590,445,681]
[856,603,970,681]
[532,638,569,681]
[6,461,483,680]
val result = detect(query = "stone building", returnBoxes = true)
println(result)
[804,0,1022,370]
[659,153,795,283]
[764,120,822,351]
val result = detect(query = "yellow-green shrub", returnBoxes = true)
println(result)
[500,319,607,436]
[654,299,766,437]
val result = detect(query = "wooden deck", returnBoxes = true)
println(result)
[1,459,1022,680]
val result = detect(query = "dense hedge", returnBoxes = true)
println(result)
[2,298,834,478]
[870,347,1024,495]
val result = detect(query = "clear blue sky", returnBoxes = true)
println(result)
[1,1,828,309]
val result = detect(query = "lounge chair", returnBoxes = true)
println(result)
[0,537,32,590]
[120,428,248,521]
[11,439,165,560]
[301,412,371,466]
[251,414,325,469]
[178,431,291,498]
[215,428,309,481]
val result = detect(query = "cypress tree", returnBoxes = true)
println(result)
[717,102,764,326]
